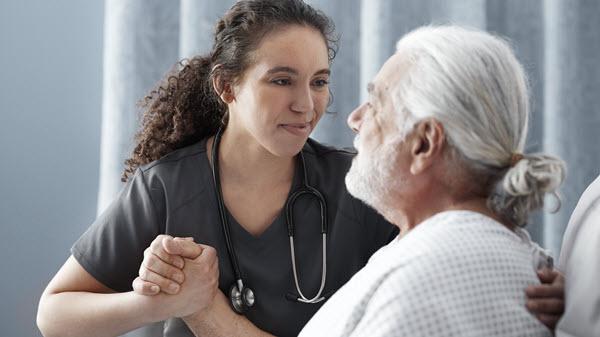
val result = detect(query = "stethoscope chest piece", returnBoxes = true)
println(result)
[229,282,255,314]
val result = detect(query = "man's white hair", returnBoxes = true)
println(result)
[391,25,565,226]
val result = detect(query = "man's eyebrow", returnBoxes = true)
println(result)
[367,82,375,94]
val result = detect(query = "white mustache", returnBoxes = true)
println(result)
[353,136,361,150]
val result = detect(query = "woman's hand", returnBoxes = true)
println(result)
[525,268,565,330]
[133,235,220,319]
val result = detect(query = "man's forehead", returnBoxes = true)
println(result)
[373,53,407,93]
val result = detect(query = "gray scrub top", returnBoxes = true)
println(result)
[72,137,397,337]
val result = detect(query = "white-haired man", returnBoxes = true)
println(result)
[299,25,565,336]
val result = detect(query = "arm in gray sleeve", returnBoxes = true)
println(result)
[71,168,165,292]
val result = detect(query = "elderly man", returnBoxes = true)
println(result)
[299,25,565,336]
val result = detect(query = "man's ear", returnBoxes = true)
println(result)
[409,119,445,175]
[212,75,235,104]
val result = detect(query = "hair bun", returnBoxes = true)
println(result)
[503,154,565,196]
[491,153,566,226]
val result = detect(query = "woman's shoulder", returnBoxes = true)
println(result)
[134,139,210,196]
[303,137,356,157]
[140,139,207,172]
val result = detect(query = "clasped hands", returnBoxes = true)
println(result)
[131,235,220,320]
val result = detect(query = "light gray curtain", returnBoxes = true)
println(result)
[98,1,600,335]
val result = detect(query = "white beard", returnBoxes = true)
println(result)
[345,139,401,216]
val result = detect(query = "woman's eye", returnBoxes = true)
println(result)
[272,78,291,86]
[312,79,329,87]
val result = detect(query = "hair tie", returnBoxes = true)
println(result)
[510,153,524,167]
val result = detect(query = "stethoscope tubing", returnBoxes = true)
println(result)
[211,128,245,288]
[210,126,329,308]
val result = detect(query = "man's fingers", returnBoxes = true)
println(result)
[162,236,203,259]
[138,265,182,295]
[525,283,564,299]
[145,246,185,270]
[132,277,160,296]
[148,235,185,269]
[536,268,559,284]
[143,251,185,283]
[535,313,561,330]
[195,245,217,263]
[526,298,565,315]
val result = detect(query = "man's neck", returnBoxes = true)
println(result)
[391,191,507,237]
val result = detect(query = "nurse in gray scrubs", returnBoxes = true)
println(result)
[37,1,564,337]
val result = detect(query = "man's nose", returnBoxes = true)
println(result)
[347,103,366,133]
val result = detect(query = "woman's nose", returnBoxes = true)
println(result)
[291,85,315,118]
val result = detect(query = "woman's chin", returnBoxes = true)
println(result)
[268,139,307,158]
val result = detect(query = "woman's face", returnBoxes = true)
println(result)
[226,24,331,157]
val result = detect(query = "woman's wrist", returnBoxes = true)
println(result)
[127,291,175,324]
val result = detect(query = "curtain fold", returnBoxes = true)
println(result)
[543,0,600,253]
[97,6,600,335]
[98,3,179,333]
[179,0,235,58]
[97,0,180,214]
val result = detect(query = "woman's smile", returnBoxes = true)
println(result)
[279,122,312,136]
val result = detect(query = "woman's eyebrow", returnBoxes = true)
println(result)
[267,66,298,75]
[265,67,330,76]
[314,69,331,76]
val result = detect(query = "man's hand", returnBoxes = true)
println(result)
[525,268,565,330]
[133,235,190,295]
[132,235,219,318]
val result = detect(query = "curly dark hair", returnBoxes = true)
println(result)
[122,0,337,181]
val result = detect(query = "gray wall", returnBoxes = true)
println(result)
[0,1,104,336]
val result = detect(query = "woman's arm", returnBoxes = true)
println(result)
[37,247,219,337]
[183,291,275,337]
[133,236,274,337]
[37,256,163,337]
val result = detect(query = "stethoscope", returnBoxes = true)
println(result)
[210,127,329,314]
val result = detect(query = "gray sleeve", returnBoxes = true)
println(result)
[71,168,164,292]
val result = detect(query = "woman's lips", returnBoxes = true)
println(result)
[280,123,312,136]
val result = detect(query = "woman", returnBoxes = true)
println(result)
[37,1,395,336]
[37,2,562,337]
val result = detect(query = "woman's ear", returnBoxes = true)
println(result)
[409,119,445,175]
[212,73,235,104]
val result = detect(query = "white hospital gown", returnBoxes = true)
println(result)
[299,210,552,337]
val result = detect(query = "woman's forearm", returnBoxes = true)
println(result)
[37,291,163,337]
[183,291,275,337]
